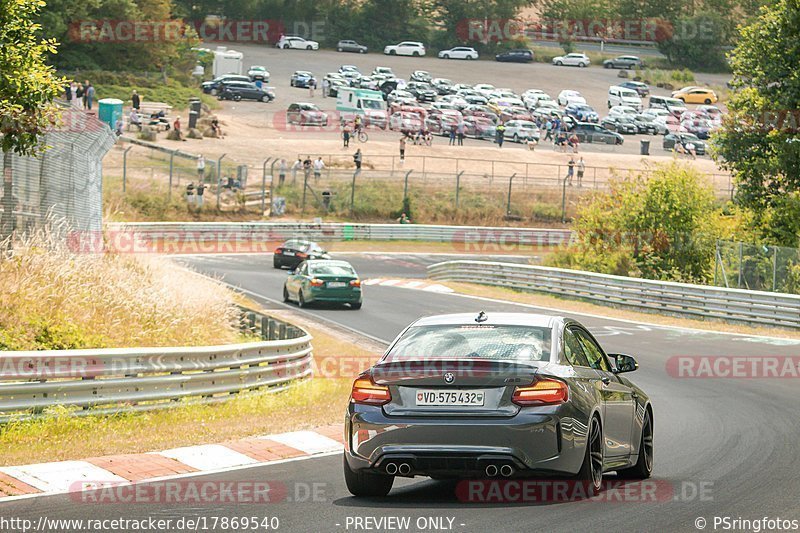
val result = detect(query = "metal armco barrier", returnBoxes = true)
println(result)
[428,261,800,329]
[0,310,313,421]
[103,222,573,249]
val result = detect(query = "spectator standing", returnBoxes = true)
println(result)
[278,159,287,186]
[544,120,553,141]
[399,136,406,163]
[64,82,73,103]
[343,122,351,147]
[85,82,95,110]
[449,125,456,146]
[322,79,329,98]
[196,182,206,207]
[131,90,140,110]
[569,132,580,154]
[186,182,195,204]
[309,78,316,98]
[73,83,82,109]
[397,213,411,224]
[685,140,697,159]
[197,155,205,181]
[566,157,575,186]
[353,149,362,170]
[291,158,302,182]
[496,123,506,148]
[302,156,312,183]
[173,117,185,140]
[313,157,325,181]
[457,122,465,146]
[576,157,585,187]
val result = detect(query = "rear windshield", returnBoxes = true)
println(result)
[385,325,552,363]
[310,264,355,277]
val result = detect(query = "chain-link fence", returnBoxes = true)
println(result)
[714,240,800,294]
[0,107,117,239]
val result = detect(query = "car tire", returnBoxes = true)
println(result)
[306,45,312,50]
[283,285,290,302]
[556,61,563,66]
[443,54,450,59]
[351,302,362,310]
[233,94,242,102]
[604,63,611,69]
[360,49,366,54]
[617,409,653,479]
[579,62,586,68]
[283,44,290,49]
[343,455,393,497]
[273,259,282,269]
[513,133,519,143]
[704,99,712,104]
[468,55,475,60]
[576,416,604,496]
[413,51,420,56]
[337,47,343,52]
[261,95,270,103]
[298,290,307,308]
[389,50,396,55]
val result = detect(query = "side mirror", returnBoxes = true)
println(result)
[611,353,638,373]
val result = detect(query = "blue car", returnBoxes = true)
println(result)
[290,70,315,88]
[565,103,599,123]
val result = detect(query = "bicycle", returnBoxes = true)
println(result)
[344,128,368,143]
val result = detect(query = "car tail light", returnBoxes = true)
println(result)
[350,279,361,287]
[512,378,569,406]
[310,278,324,287]
[350,377,391,405]
[296,252,308,258]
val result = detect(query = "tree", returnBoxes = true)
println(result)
[713,0,800,247]
[1,0,65,239]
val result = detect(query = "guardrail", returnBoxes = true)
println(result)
[0,309,313,421]
[428,260,800,329]
[104,222,573,247]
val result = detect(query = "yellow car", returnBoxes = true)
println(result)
[671,87,718,104]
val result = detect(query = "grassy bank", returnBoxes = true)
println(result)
[0,231,240,350]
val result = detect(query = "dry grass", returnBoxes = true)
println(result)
[0,229,240,350]
[0,320,381,465]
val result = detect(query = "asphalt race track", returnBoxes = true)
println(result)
[3,253,799,533]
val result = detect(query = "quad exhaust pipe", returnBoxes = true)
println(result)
[500,465,514,477]
[398,463,411,475]
[484,464,514,477]
[385,462,398,475]
[485,464,498,477]
[385,462,411,475]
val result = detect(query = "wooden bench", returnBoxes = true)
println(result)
[138,102,173,132]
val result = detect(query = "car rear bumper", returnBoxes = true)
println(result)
[344,403,588,477]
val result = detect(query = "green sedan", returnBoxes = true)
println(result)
[283,260,363,309]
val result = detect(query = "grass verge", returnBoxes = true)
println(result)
[0,317,381,466]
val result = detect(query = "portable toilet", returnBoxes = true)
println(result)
[97,98,123,129]
[213,47,244,77]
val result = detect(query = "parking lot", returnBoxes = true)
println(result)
[201,43,731,158]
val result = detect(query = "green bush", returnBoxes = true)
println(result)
[546,163,723,283]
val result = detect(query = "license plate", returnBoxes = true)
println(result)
[283,251,294,256]
[327,281,346,288]
[416,390,486,406]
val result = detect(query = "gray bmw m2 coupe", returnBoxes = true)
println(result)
[343,312,653,497]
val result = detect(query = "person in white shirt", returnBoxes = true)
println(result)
[291,158,302,183]
[129,109,142,130]
[313,157,325,181]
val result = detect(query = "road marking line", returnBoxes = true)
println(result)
[0,461,127,493]
[156,444,258,471]
[263,431,343,455]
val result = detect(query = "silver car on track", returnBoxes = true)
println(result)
[343,312,654,497]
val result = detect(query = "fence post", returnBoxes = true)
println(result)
[168,152,174,200]
[506,173,516,217]
[261,157,271,216]
[216,154,227,209]
[773,246,778,292]
[561,173,568,223]
[350,169,360,216]
[455,171,464,209]
[737,241,743,289]
[122,146,132,193]
[714,240,719,287]
[403,170,413,202]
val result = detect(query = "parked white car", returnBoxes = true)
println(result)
[438,46,478,60]
[276,36,319,50]
[384,41,426,56]
[472,83,496,95]
[608,85,643,111]
[552,53,591,67]
[608,105,639,118]
[557,89,586,106]
[503,120,541,143]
